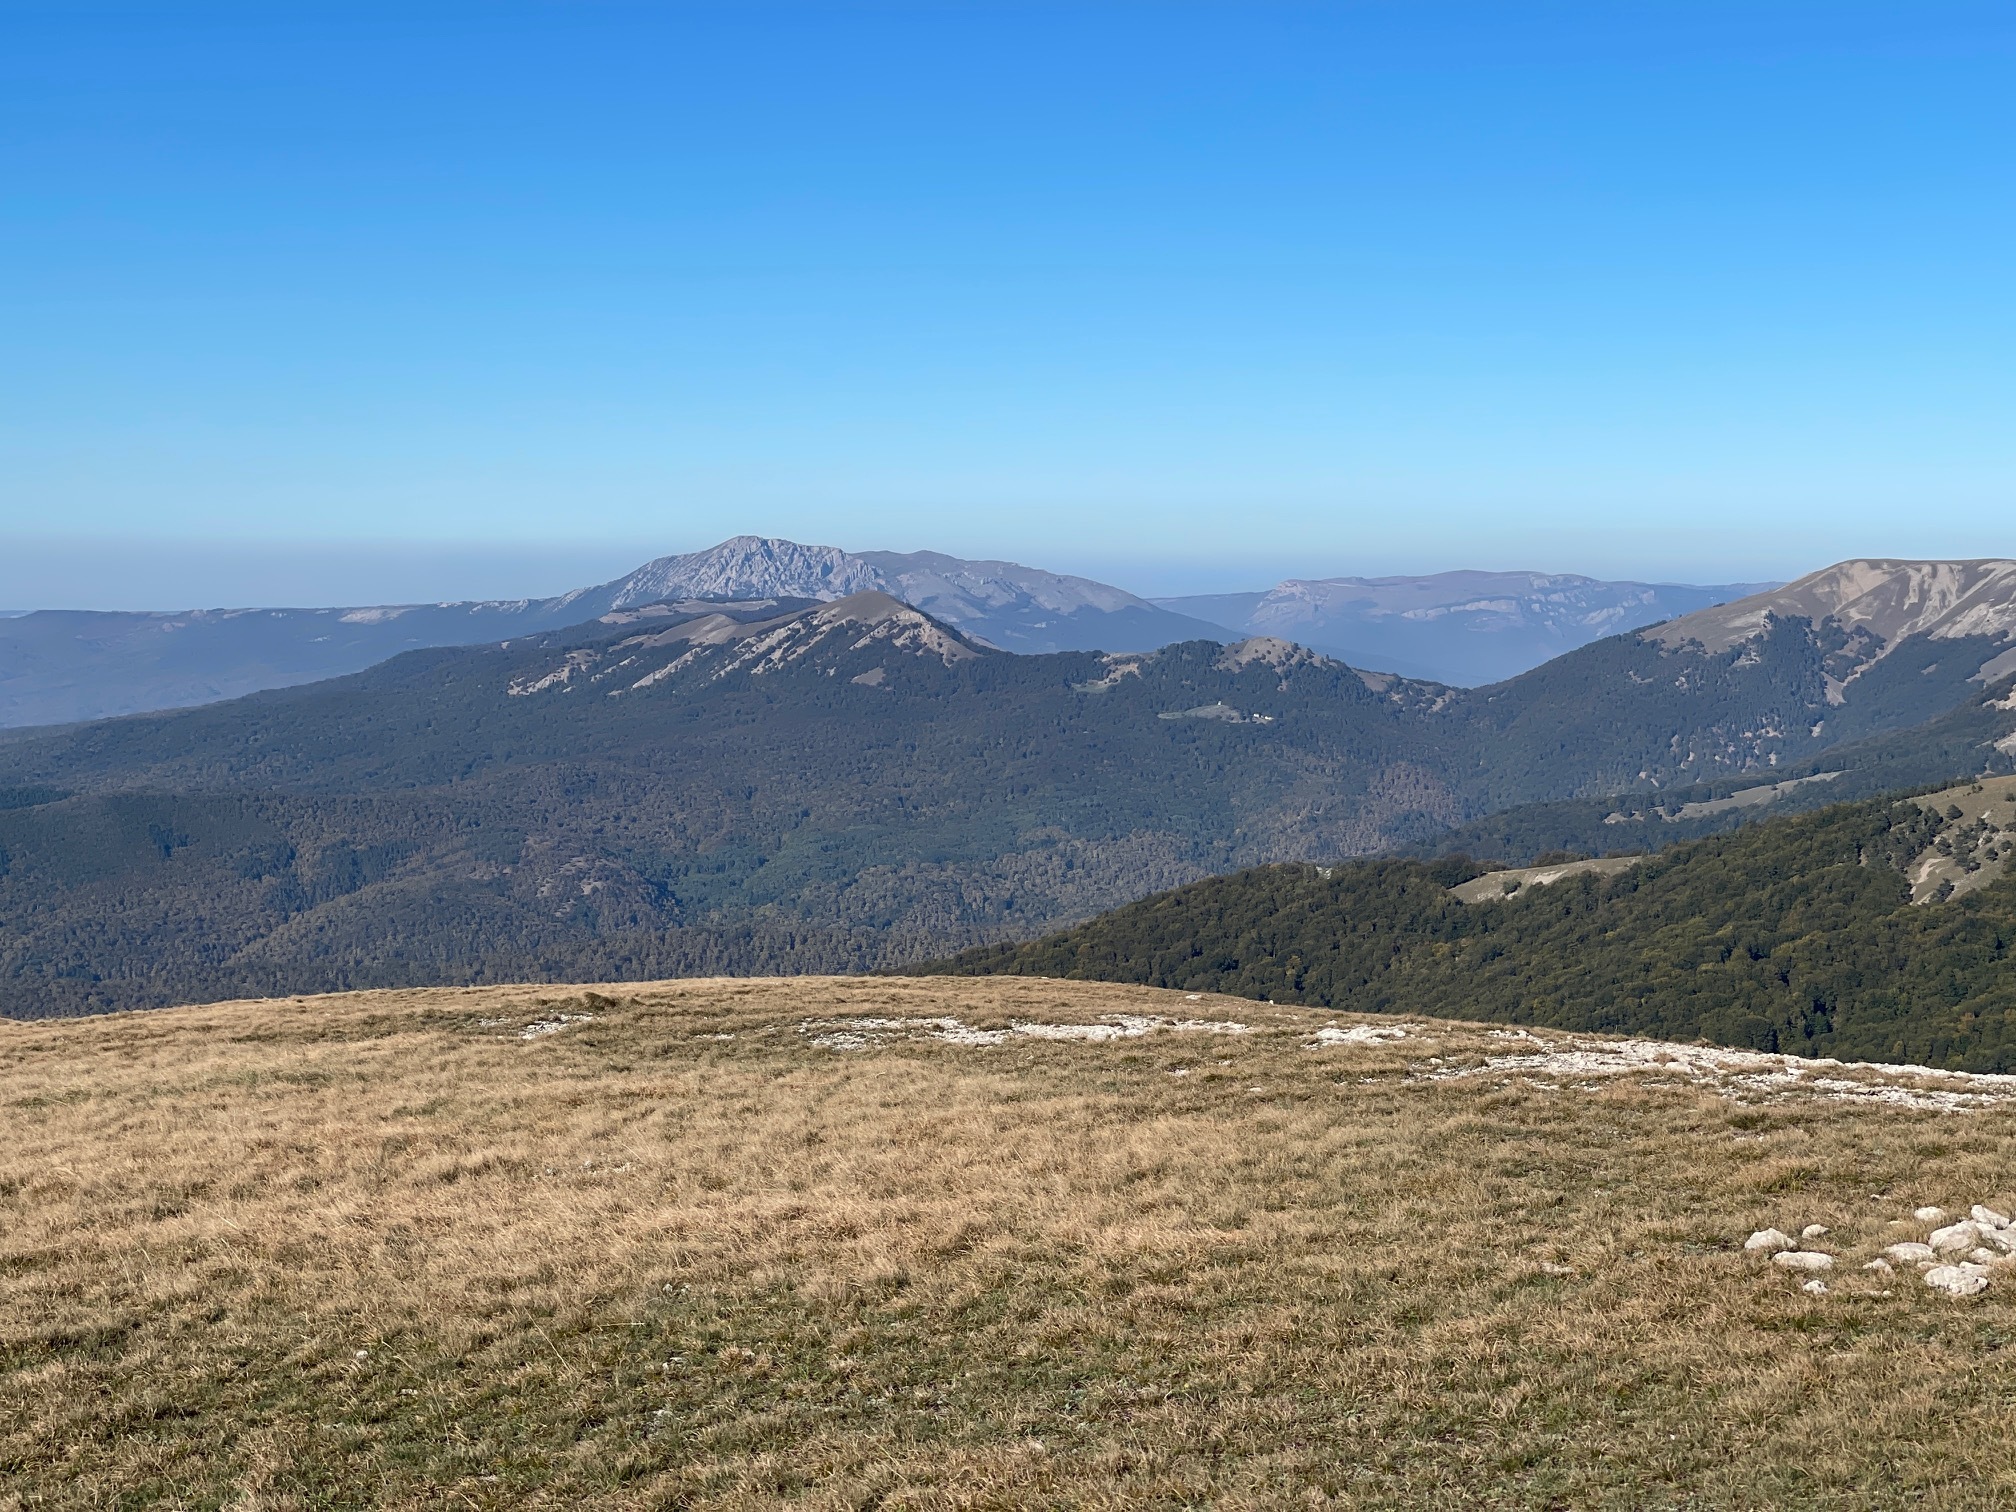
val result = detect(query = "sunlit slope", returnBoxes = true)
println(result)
[5,975,2016,1506]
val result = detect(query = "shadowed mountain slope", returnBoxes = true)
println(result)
[1424,677,2016,865]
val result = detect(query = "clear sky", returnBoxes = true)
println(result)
[3,1,2013,608]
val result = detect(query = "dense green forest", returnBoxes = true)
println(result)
[919,786,2016,1071]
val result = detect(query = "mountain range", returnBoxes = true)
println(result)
[0,538,1224,728]
[0,537,1760,727]
[2,557,2013,1018]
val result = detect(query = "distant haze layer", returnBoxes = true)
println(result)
[0,537,1769,726]
[1159,572,1779,686]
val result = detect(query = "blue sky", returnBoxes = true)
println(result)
[3,1,2012,607]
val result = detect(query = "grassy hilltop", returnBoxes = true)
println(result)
[6,976,2016,1507]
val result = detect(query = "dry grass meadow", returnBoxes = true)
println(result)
[6,975,2016,1508]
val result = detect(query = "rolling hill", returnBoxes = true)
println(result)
[920,774,2016,1070]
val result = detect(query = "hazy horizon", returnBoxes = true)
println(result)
[0,532,1807,615]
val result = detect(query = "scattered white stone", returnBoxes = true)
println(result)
[1745,1228,1795,1254]
[1966,1248,2006,1267]
[806,1029,874,1050]
[931,1020,1016,1046]
[1801,1224,1829,1240]
[1772,1251,1835,1273]
[1915,1206,1948,1224]
[1014,1019,1141,1042]
[1863,1259,1895,1274]
[1309,1024,1415,1047]
[798,1013,1250,1051]
[1924,1266,1990,1297]
[1975,1227,2016,1254]
[1801,1279,1829,1295]
[1883,1242,1938,1265]
[1972,1204,2013,1229]
[1420,1041,2016,1112]
[1930,1221,1982,1255]
[519,1014,593,1041]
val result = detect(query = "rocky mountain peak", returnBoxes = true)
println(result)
[808,592,982,664]
[606,537,889,609]
[1648,560,2016,654]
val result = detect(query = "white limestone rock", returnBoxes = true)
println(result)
[1915,1206,1948,1224]
[1772,1251,1835,1273]
[1924,1265,1990,1297]
[1883,1242,1938,1265]
[1967,1248,2008,1267]
[1930,1221,1982,1255]
[1971,1204,2012,1229]
[1863,1259,1895,1274]
[1801,1279,1828,1295]
[1744,1228,1796,1254]
[1801,1224,1829,1240]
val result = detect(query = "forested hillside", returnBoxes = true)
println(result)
[919,778,2016,1071]
[0,601,1454,1016]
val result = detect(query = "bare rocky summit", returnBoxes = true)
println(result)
[1648,559,2016,695]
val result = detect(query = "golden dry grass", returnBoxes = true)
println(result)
[5,975,2016,1509]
